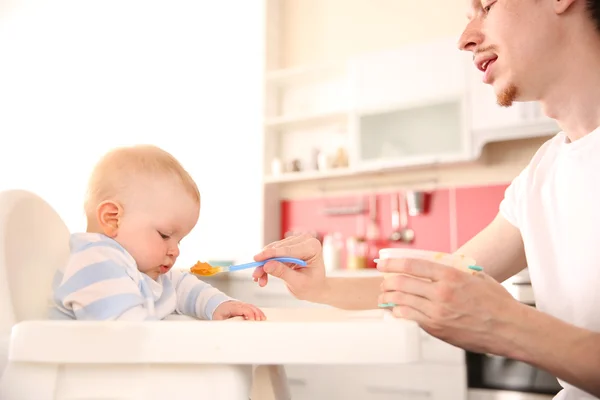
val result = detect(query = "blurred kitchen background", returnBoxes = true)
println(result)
[0,0,563,399]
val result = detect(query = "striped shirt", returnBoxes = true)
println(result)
[49,233,233,321]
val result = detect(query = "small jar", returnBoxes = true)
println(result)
[346,236,367,270]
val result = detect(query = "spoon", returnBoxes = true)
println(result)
[389,193,403,242]
[398,191,415,243]
[190,257,307,277]
[366,193,380,241]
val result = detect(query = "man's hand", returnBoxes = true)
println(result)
[252,234,327,302]
[377,257,521,356]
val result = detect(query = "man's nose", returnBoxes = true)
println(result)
[458,18,484,52]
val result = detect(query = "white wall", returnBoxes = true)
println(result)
[0,0,265,266]
[280,0,466,68]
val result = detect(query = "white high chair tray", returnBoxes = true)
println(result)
[8,308,421,365]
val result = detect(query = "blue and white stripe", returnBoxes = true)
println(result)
[50,232,233,321]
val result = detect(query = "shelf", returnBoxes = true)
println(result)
[472,120,559,158]
[265,62,346,85]
[356,94,464,117]
[264,110,348,130]
[264,153,473,184]
[264,167,361,184]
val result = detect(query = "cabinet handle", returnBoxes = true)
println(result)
[366,386,432,397]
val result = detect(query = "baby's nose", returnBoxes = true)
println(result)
[166,245,179,258]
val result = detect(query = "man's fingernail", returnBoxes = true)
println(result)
[378,302,396,308]
[468,265,483,271]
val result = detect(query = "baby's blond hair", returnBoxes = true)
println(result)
[84,144,200,217]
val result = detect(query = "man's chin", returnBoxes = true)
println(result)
[496,83,519,107]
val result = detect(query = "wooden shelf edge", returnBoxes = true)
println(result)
[265,110,349,129]
[263,153,476,185]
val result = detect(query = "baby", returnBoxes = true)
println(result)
[49,144,265,321]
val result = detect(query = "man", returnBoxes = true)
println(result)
[253,0,600,399]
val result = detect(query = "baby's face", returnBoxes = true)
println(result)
[114,177,200,280]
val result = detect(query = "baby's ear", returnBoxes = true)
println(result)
[96,200,123,237]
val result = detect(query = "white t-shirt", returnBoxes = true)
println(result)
[499,129,600,400]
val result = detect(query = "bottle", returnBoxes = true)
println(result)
[322,232,342,272]
[271,158,283,175]
[332,146,349,168]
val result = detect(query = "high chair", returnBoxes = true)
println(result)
[0,189,422,400]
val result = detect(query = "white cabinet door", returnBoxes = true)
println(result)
[356,364,467,400]
[349,38,473,169]
[355,99,468,169]
[284,364,467,400]
[351,37,467,112]
[283,332,467,400]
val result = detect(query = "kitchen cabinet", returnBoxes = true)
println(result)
[353,99,469,170]
[350,37,467,113]
[263,62,353,184]
[348,37,473,170]
[285,363,467,400]
[263,36,475,185]
[466,63,560,156]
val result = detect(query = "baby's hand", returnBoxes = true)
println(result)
[212,300,266,321]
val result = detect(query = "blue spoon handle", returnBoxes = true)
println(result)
[227,257,307,272]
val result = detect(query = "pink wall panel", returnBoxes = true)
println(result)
[454,184,509,248]
[280,183,511,270]
[281,188,459,269]
[281,190,452,251]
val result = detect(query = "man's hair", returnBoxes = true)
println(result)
[84,144,200,216]
[587,0,600,31]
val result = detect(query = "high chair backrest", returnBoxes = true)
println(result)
[0,190,70,335]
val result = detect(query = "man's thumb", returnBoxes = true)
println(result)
[263,261,293,280]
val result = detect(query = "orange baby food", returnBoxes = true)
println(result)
[190,261,219,276]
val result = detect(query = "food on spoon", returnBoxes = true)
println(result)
[190,261,220,276]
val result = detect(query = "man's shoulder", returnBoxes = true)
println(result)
[510,132,565,187]
[498,132,564,227]
[527,132,565,169]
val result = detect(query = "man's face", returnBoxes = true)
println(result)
[458,0,563,106]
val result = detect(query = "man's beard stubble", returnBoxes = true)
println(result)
[497,84,518,107]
